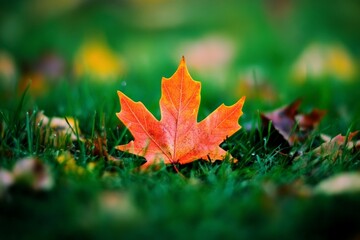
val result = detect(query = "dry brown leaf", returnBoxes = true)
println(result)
[314,172,360,195]
[0,169,14,197]
[85,133,121,163]
[313,131,359,159]
[296,109,327,131]
[36,111,83,147]
[12,157,54,191]
[261,99,325,145]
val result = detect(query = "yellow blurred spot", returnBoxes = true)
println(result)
[57,151,85,175]
[74,39,125,81]
[86,162,98,172]
[292,42,356,83]
[327,46,356,80]
[57,151,73,164]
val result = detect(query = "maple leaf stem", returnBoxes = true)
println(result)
[171,163,186,179]
[172,163,179,173]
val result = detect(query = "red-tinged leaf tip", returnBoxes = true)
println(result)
[179,56,187,71]
[349,131,359,141]
[178,56,189,73]
[285,99,302,117]
[181,56,186,64]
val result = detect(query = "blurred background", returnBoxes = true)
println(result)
[1,0,360,133]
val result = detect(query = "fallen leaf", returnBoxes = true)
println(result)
[84,133,123,173]
[314,172,360,195]
[296,109,327,131]
[261,99,325,145]
[0,169,14,187]
[86,134,120,161]
[0,169,14,197]
[36,111,83,147]
[12,157,54,191]
[261,100,301,145]
[0,157,54,194]
[313,131,359,159]
[116,57,245,169]
[296,109,327,143]
[83,115,122,166]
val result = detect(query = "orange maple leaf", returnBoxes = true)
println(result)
[116,57,245,169]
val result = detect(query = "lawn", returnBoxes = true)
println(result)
[1,1,360,239]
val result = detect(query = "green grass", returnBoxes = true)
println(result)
[1,79,360,239]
